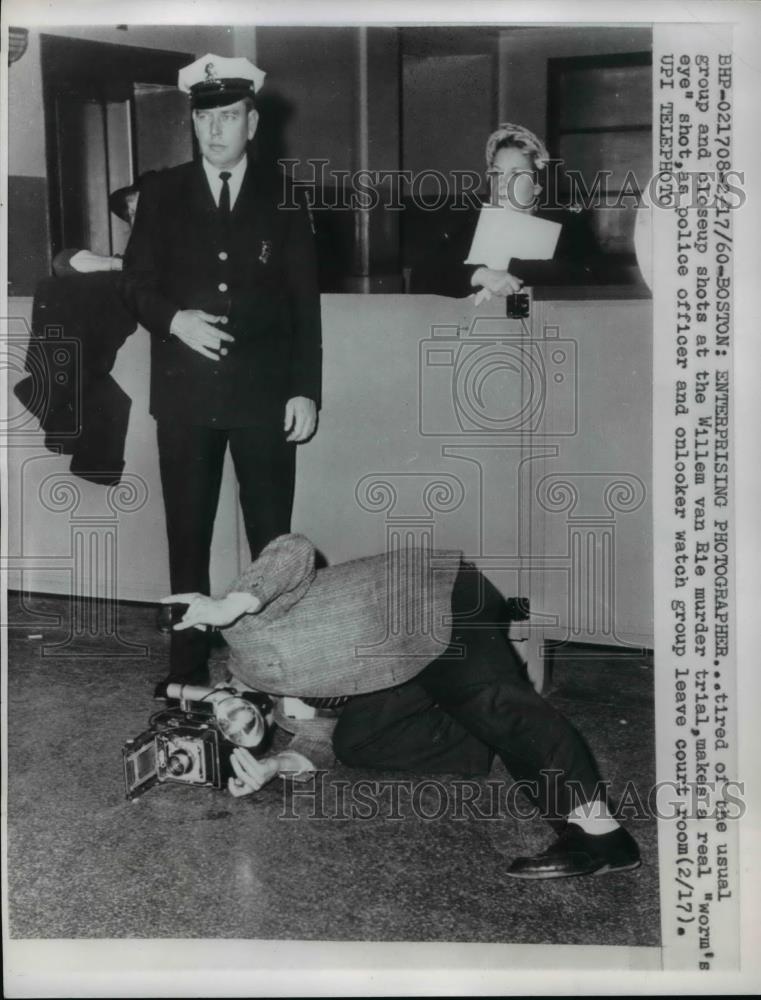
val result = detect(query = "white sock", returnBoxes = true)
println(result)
[566,799,620,835]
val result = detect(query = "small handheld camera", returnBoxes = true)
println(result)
[122,685,273,799]
[506,292,530,318]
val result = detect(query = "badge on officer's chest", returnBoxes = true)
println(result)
[258,240,272,264]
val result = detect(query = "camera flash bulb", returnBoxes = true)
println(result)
[214,696,266,748]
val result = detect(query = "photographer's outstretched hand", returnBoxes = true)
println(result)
[228,748,315,797]
[161,591,261,631]
[228,748,281,796]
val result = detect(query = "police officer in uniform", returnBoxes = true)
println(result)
[123,55,322,691]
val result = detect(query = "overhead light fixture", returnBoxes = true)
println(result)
[8,27,29,66]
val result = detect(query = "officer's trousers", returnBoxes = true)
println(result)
[156,418,296,681]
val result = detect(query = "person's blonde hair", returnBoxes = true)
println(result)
[485,123,550,171]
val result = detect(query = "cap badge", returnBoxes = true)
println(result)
[204,62,219,81]
[259,240,272,264]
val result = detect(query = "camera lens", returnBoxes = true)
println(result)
[167,749,193,776]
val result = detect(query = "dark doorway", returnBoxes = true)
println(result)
[41,35,194,258]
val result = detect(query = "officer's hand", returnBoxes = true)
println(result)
[227,749,281,796]
[170,309,235,360]
[284,396,317,442]
[471,267,523,296]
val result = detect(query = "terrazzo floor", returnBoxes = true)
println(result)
[6,592,659,945]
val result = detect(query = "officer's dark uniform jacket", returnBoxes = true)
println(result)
[122,155,322,426]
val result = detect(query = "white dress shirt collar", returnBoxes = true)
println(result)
[202,154,248,210]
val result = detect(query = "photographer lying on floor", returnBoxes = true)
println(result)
[161,533,641,880]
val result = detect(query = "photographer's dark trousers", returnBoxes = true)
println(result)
[333,565,602,828]
[157,419,296,682]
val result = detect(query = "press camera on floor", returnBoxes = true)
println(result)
[122,684,273,799]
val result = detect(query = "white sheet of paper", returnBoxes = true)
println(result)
[464,205,562,270]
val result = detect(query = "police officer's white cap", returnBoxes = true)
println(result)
[178,55,266,109]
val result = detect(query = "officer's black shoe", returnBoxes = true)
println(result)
[156,605,174,634]
[153,678,172,701]
[506,825,641,880]
[153,674,210,702]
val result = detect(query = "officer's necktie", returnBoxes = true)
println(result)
[218,171,231,222]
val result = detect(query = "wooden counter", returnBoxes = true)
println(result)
[7,291,652,682]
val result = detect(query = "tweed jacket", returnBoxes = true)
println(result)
[223,534,462,699]
[122,156,322,427]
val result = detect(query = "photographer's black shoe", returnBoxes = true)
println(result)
[506,825,641,880]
